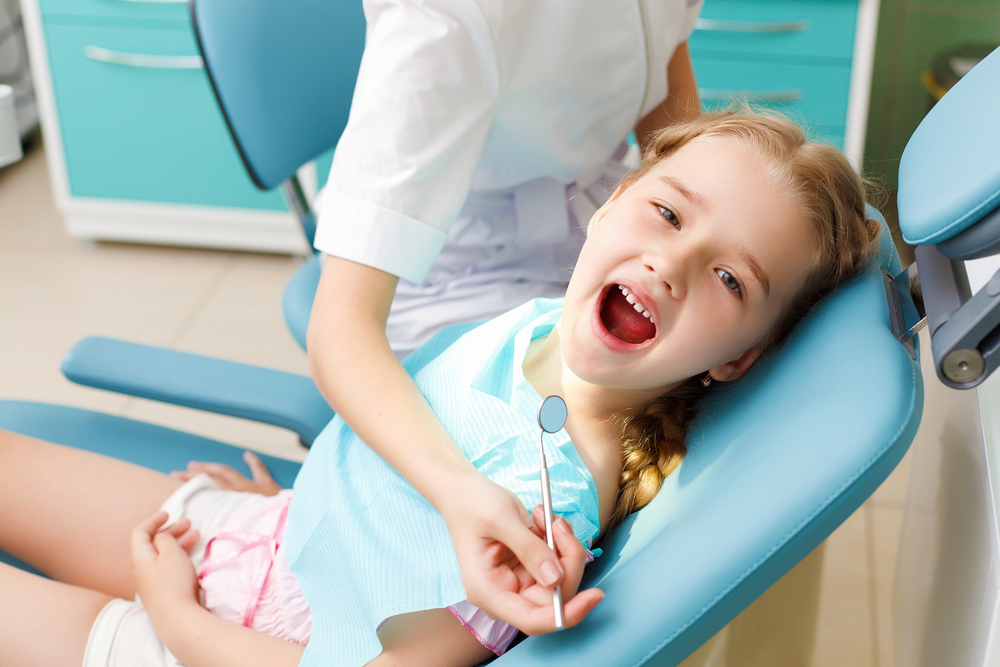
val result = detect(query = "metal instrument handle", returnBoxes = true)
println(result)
[539,439,565,629]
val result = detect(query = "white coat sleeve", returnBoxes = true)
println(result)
[682,0,705,40]
[314,0,500,285]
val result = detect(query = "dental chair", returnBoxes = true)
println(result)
[2,0,996,659]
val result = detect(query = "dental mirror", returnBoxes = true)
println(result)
[538,395,567,433]
[537,394,567,629]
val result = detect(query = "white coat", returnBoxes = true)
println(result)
[314,0,704,354]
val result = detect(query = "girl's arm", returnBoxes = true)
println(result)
[635,41,701,152]
[154,604,304,667]
[131,512,304,667]
[307,257,574,634]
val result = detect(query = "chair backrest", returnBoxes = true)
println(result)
[496,208,923,666]
[190,0,365,190]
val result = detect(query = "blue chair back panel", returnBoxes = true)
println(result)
[190,0,365,189]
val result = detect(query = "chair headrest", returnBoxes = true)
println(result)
[898,46,1000,251]
[507,208,922,665]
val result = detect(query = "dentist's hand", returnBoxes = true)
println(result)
[440,474,603,635]
[515,505,603,631]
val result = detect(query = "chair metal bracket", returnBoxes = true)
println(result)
[911,244,1000,388]
[883,262,926,361]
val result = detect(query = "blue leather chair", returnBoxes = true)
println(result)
[0,210,921,665]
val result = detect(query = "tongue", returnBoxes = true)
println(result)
[601,288,656,344]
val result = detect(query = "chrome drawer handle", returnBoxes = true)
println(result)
[106,0,187,3]
[699,88,803,102]
[695,18,809,33]
[84,46,203,69]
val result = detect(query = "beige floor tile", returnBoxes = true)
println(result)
[812,506,875,667]
[872,506,905,667]
[173,252,310,374]
[872,446,913,507]
[0,242,231,409]
[0,145,76,254]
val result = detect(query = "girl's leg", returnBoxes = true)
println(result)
[0,429,183,599]
[0,561,112,667]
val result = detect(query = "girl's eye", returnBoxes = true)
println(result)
[657,205,680,229]
[716,269,742,297]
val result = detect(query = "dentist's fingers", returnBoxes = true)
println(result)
[552,517,589,598]
[490,584,605,636]
[502,514,564,588]
[530,506,590,597]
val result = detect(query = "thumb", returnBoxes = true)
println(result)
[244,451,275,483]
[496,512,564,588]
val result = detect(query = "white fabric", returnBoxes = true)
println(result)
[314,0,704,283]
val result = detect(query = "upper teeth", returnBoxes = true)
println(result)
[619,285,652,319]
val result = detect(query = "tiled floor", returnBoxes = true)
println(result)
[0,143,927,665]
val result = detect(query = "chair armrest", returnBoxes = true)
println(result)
[61,337,333,446]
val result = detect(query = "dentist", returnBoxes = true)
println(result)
[307,0,703,632]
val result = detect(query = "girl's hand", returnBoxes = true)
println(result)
[440,475,604,635]
[130,511,202,618]
[171,451,283,496]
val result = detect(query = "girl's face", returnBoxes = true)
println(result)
[560,134,818,398]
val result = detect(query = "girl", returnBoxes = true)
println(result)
[0,111,879,667]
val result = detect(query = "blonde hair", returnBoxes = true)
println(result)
[607,109,882,529]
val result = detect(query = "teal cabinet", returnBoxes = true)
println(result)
[21,0,304,254]
[36,0,189,22]
[45,21,285,210]
[690,0,875,156]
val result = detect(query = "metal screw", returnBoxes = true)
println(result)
[942,348,985,384]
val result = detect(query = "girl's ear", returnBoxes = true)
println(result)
[709,346,764,383]
[587,181,630,233]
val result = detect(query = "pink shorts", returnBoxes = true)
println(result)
[197,489,311,645]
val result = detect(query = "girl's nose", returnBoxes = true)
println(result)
[644,238,701,301]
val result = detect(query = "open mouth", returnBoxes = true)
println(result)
[599,285,656,345]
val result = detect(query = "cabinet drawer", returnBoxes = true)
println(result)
[695,59,852,128]
[38,0,188,23]
[45,22,285,210]
[690,0,858,63]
